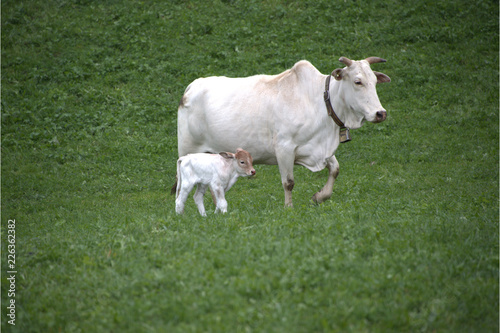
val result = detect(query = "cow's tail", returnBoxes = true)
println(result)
[170,181,177,196]
[171,158,183,197]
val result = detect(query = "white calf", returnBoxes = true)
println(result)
[175,148,255,216]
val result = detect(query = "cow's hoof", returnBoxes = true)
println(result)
[312,192,330,204]
[312,193,321,204]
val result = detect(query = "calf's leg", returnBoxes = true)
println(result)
[212,186,228,214]
[193,184,208,216]
[175,182,195,214]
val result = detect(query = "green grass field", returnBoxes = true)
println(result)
[1,0,498,332]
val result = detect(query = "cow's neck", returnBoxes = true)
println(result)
[324,74,351,143]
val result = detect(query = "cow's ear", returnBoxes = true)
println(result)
[374,71,391,83]
[332,68,343,81]
[219,152,235,159]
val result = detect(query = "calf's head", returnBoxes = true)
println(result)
[332,56,390,129]
[219,148,256,177]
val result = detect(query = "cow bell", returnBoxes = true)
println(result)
[340,127,351,143]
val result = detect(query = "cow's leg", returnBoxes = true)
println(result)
[276,150,295,207]
[312,155,340,204]
[212,186,228,214]
[175,182,195,214]
[193,184,208,217]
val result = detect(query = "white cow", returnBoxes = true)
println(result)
[175,148,256,216]
[177,57,390,207]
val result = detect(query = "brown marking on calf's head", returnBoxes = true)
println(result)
[220,148,256,176]
[234,148,253,162]
[235,148,256,176]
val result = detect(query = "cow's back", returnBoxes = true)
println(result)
[177,61,327,165]
[177,74,280,162]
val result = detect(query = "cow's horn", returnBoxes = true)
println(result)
[365,57,387,65]
[339,57,353,67]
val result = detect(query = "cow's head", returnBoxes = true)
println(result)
[220,148,256,177]
[332,57,390,129]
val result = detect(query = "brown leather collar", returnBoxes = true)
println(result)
[323,73,346,128]
[324,73,351,143]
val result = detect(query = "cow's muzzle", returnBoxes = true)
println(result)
[374,110,387,123]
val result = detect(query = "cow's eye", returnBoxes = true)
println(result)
[354,80,362,85]
[240,160,245,164]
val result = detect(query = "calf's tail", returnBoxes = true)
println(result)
[171,158,183,197]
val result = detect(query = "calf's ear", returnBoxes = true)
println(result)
[374,71,391,83]
[219,152,235,159]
